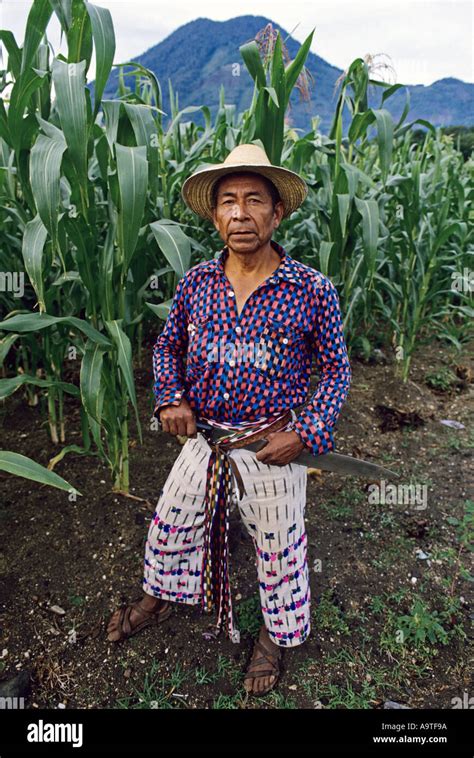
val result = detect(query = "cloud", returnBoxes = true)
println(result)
[2,0,472,86]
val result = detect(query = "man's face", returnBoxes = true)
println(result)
[211,173,284,254]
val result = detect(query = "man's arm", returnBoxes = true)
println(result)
[152,275,189,417]
[288,277,352,456]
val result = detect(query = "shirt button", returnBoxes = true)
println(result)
[282,338,288,344]
[235,326,242,334]
[228,290,235,297]
[229,360,235,366]
[223,392,230,400]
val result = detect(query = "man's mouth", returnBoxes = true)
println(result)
[231,231,255,236]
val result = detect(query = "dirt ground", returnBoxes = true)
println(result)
[0,334,472,710]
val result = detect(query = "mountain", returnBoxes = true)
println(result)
[89,15,474,134]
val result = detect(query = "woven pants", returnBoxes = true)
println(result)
[143,432,310,647]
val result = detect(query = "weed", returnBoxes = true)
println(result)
[236,595,262,637]
[425,367,458,392]
[396,598,449,647]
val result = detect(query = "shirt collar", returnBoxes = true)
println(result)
[207,239,302,286]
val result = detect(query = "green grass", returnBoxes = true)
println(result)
[256,690,297,709]
[370,533,414,570]
[194,666,214,685]
[194,655,243,688]
[302,677,378,709]
[116,661,188,709]
[211,692,243,709]
[312,589,351,635]
[319,486,365,520]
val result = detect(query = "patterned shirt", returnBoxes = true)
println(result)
[152,239,352,457]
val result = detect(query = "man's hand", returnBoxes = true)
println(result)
[159,398,197,438]
[255,430,305,466]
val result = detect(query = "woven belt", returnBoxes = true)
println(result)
[198,409,294,643]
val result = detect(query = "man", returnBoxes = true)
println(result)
[107,143,352,696]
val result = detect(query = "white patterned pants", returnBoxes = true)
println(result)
[143,432,310,647]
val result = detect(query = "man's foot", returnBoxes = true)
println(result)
[243,625,282,695]
[106,593,171,642]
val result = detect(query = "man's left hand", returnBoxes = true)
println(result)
[255,430,306,466]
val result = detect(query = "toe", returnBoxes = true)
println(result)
[246,678,257,694]
[106,608,123,639]
[259,676,268,694]
[106,610,119,632]
[260,674,275,694]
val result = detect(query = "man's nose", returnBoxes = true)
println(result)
[231,201,248,218]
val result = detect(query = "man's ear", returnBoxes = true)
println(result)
[273,200,285,227]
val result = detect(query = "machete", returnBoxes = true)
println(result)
[195,420,400,480]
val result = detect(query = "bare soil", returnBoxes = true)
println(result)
[0,335,472,710]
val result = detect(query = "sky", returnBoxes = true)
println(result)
[1,0,473,86]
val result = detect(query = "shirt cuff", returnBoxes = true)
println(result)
[152,387,185,417]
[290,414,335,457]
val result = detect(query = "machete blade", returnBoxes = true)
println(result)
[195,422,400,480]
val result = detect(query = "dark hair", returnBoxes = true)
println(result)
[211,171,282,211]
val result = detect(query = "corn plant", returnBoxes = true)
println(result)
[239,25,315,164]
[273,57,473,372]
[0,0,193,490]
[0,4,472,498]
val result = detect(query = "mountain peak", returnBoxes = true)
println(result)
[95,16,473,131]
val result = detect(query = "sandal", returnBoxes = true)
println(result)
[244,638,283,695]
[107,596,172,643]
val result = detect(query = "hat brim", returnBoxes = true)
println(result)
[181,163,308,221]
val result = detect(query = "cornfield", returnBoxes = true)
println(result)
[0,1,473,494]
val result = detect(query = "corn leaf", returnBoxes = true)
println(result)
[85,2,116,117]
[51,58,89,184]
[29,134,67,253]
[22,214,49,312]
[0,313,111,347]
[0,450,81,495]
[149,220,191,278]
[115,144,148,269]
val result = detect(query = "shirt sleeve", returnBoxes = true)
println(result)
[152,275,189,417]
[288,277,352,456]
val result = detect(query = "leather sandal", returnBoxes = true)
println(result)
[108,596,172,642]
[244,639,283,695]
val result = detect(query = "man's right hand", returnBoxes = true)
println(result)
[159,398,197,438]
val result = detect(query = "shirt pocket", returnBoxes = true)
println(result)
[186,315,217,372]
[256,319,306,381]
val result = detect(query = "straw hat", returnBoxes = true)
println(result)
[181,143,308,221]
